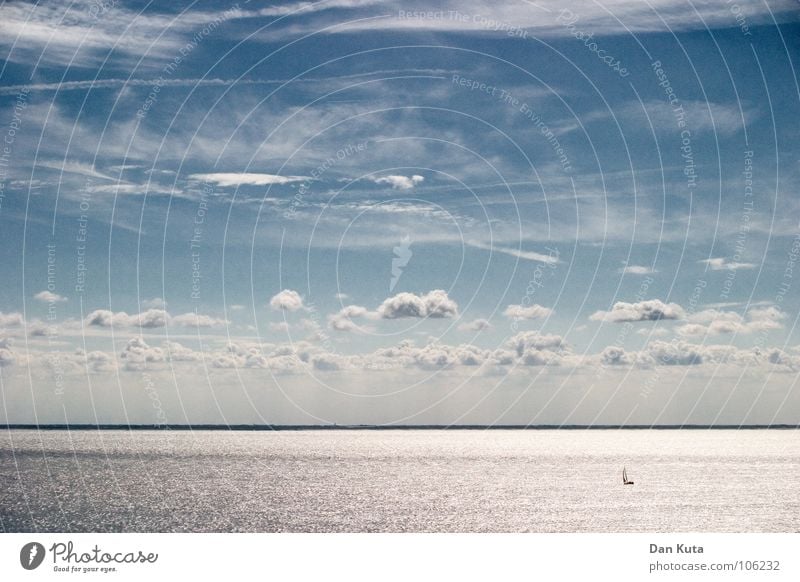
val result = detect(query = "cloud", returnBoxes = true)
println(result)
[599,346,639,367]
[507,331,567,355]
[0,338,16,367]
[329,291,458,329]
[86,309,166,329]
[120,337,166,370]
[170,313,229,328]
[366,340,490,371]
[466,241,560,264]
[644,340,705,366]
[458,318,492,332]
[0,312,24,327]
[378,289,458,319]
[624,100,756,136]
[75,349,118,373]
[85,309,227,328]
[257,0,798,40]
[590,300,685,323]
[372,175,424,190]
[163,341,203,362]
[677,306,785,336]
[136,310,169,329]
[189,173,310,187]
[19,332,800,378]
[119,338,205,370]
[700,258,757,271]
[328,305,372,331]
[636,327,669,337]
[597,343,707,368]
[504,304,553,320]
[679,309,744,336]
[0,77,283,96]
[505,331,569,366]
[34,290,67,303]
[311,354,343,371]
[0,1,246,67]
[211,341,318,373]
[269,290,305,312]
[746,306,786,330]
[619,265,656,275]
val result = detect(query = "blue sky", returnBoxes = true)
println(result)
[1,0,800,425]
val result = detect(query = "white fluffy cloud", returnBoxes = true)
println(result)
[378,289,458,319]
[170,313,229,328]
[746,306,786,330]
[507,331,567,355]
[14,331,800,377]
[504,304,553,320]
[643,340,704,366]
[210,341,320,373]
[504,331,570,366]
[86,309,228,329]
[120,337,166,370]
[75,349,117,373]
[328,305,373,331]
[0,338,16,367]
[594,339,783,369]
[328,291,459,331]
[372,174,424,190]
[120,337,206,370]
[0,312,24,327]
[458,318,492,332]
[34,290,67,303]
[678,306,785,336]
[599,346,639,366]
[87,309,169,328]
[590,300,685,322]
[269,289,305,312]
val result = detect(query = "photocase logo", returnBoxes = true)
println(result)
[20,542,46,570]
[390,235,413,291]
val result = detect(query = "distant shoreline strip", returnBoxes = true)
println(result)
[2,424,798,431]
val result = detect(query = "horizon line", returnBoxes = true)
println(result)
[3,424,799,431]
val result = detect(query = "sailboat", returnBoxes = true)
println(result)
[623,467,634,485]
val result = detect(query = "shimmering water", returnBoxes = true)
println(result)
[1,429,798,532]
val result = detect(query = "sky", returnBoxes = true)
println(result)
[1,0,800,426]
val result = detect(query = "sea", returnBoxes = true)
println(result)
[1,429,798,532]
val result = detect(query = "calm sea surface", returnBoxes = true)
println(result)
[1,429,798,532]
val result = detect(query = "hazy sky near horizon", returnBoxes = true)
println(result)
[1,0,800,425]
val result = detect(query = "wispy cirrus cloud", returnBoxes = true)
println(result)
[0,78,283,96]
[620,265,656,275]
[252,0,800,40]
[466,241,560,264]
[700,257,757,271]
[189,173,310,187]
